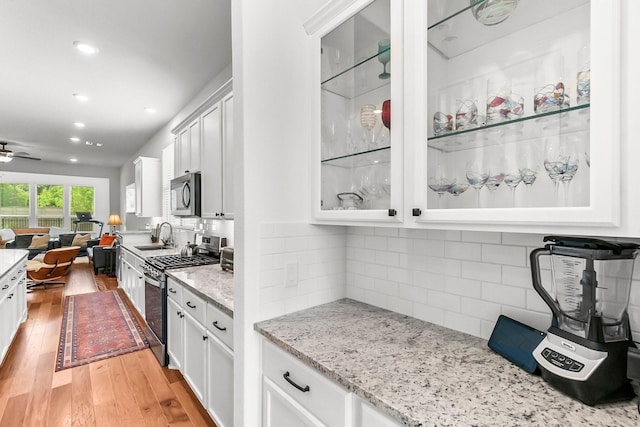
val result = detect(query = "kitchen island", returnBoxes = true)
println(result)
[255,298,639,427]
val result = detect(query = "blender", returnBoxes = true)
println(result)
[530,235,639,405]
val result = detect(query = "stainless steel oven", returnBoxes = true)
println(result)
[143,272,167,365]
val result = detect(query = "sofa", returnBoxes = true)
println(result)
[55,233,100,257]
[0,227,50,249]
[4,229,52,259]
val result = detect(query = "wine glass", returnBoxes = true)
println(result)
[428,164,452,208]
[544,137,579,206]
[360,104,377,149]
[465,159,488,207]
[377,39,390,80]
[485,156,505,194]
[503,150,522,206]
[447,180,470,197]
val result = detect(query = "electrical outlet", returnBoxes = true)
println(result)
[285,261,298,288]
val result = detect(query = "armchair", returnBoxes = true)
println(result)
[26,246,80,289]
[87,234,117,275]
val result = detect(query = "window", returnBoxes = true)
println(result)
[0,183,30,228]
[71,186,95,232]
[36,184,64,227]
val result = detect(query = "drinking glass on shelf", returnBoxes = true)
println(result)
[485,157,505,194]
[465,159,488,207]
[503,165,522,206]
[428,164,452,208]
[455,99,478,130]
[447,180,470,197]
[377,39,391,80]
[360,104,377,149]
[544,137,579,206]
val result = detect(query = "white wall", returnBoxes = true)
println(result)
[346,228,640,345]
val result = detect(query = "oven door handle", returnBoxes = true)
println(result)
[145,275,163,288]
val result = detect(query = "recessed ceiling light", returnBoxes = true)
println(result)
[69,137,80,142]
[73,93,89,101]
[70,158,78,163]
[96,143,103,147]
[145,107,157,114]
[73,122,85,128]
[73,41,99,55]
[85,141,93,146]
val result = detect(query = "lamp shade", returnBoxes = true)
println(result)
[107,214,122,225]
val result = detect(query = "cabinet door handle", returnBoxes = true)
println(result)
[388,209,397,217]
[1,285,8,290]
[412,208,422,217]
[168,288,177,294]
[186,301,196,309]
[180,314,185,318]
[7,293,13,299]
[220,212,225,217]
[283,371,310,393]
[202,335,208,341]
[212,321,227,331]
[177,310,181,316]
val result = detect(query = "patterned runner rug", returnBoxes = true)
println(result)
[57,289,149,371]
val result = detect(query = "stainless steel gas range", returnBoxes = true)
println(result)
[142,253,219,365]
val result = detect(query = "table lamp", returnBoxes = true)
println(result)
[107,214,122,234]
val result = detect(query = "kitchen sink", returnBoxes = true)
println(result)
[134,244,170,251]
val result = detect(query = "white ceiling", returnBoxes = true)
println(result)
[0,0,232,168]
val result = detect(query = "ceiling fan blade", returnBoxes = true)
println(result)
[13,154,41,161]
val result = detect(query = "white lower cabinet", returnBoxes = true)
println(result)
[166,277,234,427]
[167,295,184,371]
[262,340,350,427]
[119,249,145,318]
[261,339,402,427]
[206,332,233,427]
[0,256,27,365]
[183,310,207,402]
[353,398,402,427]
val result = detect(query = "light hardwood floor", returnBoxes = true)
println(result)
[0,261,216,427]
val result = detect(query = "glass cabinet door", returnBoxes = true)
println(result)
[411,0,620,228]
[312,0,402,222]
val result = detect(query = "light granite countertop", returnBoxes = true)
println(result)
[167,265,234,316]
[120,243,234,315]
[0,249,28,278]
[254,298,640,427]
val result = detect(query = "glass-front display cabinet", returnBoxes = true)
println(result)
[306,0,403,222]
[411,0,620,228]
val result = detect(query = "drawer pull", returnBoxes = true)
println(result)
[203,335,208,341]
[212,321,227,331]
[186,301,196,309]
[168,288,177,293]
[1,285,8,290]
[283,371,310,393]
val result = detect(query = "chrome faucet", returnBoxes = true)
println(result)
[159,222,174,247]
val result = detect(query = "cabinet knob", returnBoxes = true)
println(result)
[220,212,225,217]
[202,335,208,341]
[388,209,397,217]
[412,208,422,217]
[215,213,220,217]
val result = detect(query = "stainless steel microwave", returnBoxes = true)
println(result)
[170,172,201,217]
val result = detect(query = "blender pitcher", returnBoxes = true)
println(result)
[530,236,638,344]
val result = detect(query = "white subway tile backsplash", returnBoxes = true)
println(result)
[526,289,551,314]
[481,282,526,307]
[364,235,388,250]
[427,229,461,241]
[375,227,400,237]
[374,279,399,297]
[481,244,527,267]
[387,296,413,317]
[461,231,502,244]
[502,233,546,247]
[413,271,446,291]
[460,297,501,321]
[414,239,445,256]
[444,312,481,337]
[427,290,461,312]
[461,261,501,283]
[398,284,428,304]
[388,237,413,253]
[444,241,481,261]
[423,256,461,276]
[413,303,445,325]
[500,307,552,333]
[501,265,532,288]
[388,266,412,285]
[444,276,482,299]
[375,250,399,267]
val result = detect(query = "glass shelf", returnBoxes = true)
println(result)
[427,0,589,59]
[321,47,391,99]
[321,145,390,168]
[428,104,589,152]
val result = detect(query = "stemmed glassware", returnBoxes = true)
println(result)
[466,159,488,207]
[360,104,377,149]
[428,164,452,208]
[485,156,505,194]
[544,137,579,206]
[377,39,391,80]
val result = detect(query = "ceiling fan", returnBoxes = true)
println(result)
[0,142,41,163]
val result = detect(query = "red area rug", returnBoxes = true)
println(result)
[57,290,149,371]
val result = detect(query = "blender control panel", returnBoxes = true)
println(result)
[541,347,584,372]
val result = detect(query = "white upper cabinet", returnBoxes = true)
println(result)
[133,156,162,217]
[175,118,201,176]
[201,92,234,219]
[407,0,622,232]
[305,0,404,224]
